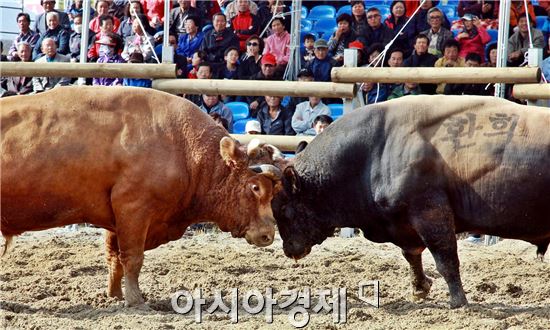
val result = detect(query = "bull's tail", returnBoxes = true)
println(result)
[1,235,14,257]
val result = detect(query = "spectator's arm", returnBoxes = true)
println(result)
[32,35,44,61]
[477,26,491,45]
[57,29,71,55]
[284,112,296,135]
[291,105,310,134]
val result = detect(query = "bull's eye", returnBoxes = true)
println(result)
[252,184,260,192]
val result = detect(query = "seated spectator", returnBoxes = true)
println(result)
[7,13,39,61]
[33,38,71,93]
[1,42,34,97]
[456,14,491,61]
[89,0,120,34]
[231,0,261,52]
[224,0,258,21]
[411,0,451,36]
[365,43,384,66]
[186,62,214,105]
[350,0,368,38]
[34,0,71,35]
[287,68,314,116]
[262,17,290,70]
[238,35,262,79]
[123,52,152,87]
[507,16,545,67]
[141,0,172,30]
[257,96,295,135]
[88,14,118,61]
[245,120,261,134]
[200,13,239,64]
[176,16,204,60]
[93,33,125,86]
[388,82,420,99]
[187,50,207,78]
[209,112,229,131]
[33,11,71,60]
[199,95,234,132]
[218,47,240,102]
[493,0,536,30]
[69,14,96,60]
[305,39,334,82]
[292,97,331,136]
[121,14,156,62]
[301,33,316,65]
[67,0,94,21]
[384,0,415,54]
[247,53,281,116]
[170,0,202,36]
[404,34,438,94]
[434,39,465,94]
[328,14,358,66]
[445,52,492,96]
[422,7,454,57]
[348,40,366,66]
[118,0,145,39]
[482,42,497,67]
[364,7,394,47]
[361,82,388,104]
[312,115,333,135]
[387,47,404,67]
[458,0,495,19]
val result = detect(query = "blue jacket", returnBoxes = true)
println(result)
[306,57,333,82]
[176,32,204,58]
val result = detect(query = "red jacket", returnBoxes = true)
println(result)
[230,11,260,52]
[456,26,491,61]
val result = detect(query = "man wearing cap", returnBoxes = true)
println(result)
[33,38,71,93]
[286,68,314,115]
[33,11,70,60]
[456,13,491,61]
[34,0,71,35]
[305,39,333,82]
[200,13,239,64]
[328,13,361,66]
[247,53,281,116]
[245,120,261,134]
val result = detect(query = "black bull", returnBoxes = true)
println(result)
[272,95,550,308]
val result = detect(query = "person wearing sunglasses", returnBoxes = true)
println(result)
[364,7,393,47]
[238,35,262,80]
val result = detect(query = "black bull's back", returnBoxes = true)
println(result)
[277,95,550,308]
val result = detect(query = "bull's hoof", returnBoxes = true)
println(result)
[536,253,545,263]
[411,276,433,301]
[449,296,468,309]
[124,295,145,307]
[107,289,124,300]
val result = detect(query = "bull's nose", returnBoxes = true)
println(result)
[283,241,309,259]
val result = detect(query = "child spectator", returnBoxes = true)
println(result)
[123,52,152,87]
[187,50,207,79]
[301,33,315,64]
[292,96,331,136]
[93,33,125,86]
[312,115,333,135]
[305,39,333,82]
[219,47,240,103]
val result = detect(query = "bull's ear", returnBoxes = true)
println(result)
[283,166,301,195]
[220,137,245,168]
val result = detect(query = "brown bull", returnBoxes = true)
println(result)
[1,86,281,306]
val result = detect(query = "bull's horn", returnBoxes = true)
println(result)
[246,138,263,156]
[250,164,282,180]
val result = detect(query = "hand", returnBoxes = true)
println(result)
[334,27,344,39]
[508,51,521,60]
[473,17,481,27]
[458,32,469,39]
[482,3,492,13]
[249,101,259,110]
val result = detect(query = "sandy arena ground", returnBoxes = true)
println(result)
[1,227,549,329]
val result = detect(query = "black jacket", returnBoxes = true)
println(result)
[199,28,239,64]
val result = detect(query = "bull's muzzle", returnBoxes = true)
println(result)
[244,220,275,247]
[283,241,312,260]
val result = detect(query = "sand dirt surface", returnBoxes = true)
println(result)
[1,227,549,329]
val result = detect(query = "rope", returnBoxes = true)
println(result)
[522,0,534,49]
[130,7,161,64]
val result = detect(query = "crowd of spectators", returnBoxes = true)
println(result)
[1,0,550,135]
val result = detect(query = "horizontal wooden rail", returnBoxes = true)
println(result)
[231,134,314,152]
[513,84,550,99]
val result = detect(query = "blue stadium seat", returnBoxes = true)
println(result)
[364,1,388,10]
[327,104,343,118]
[307,5,336,21]
[313,18,337,39]
[232,119,249,134]
[225,102,249,120]
[336,5,352,17]
[536,16,548,29]
[451,29,459,37]
[438,5,456,19]
[301,19,313,32]
[290,5,309,19]
[378,5,390,18]
[487,29,498,42]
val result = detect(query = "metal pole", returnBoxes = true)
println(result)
[78,0,91,85]
[161,0,173,63]
[494,0,511,98]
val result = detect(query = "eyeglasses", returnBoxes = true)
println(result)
[429,16,442,20]
[366,14,380,19]
[247,42,259,46]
